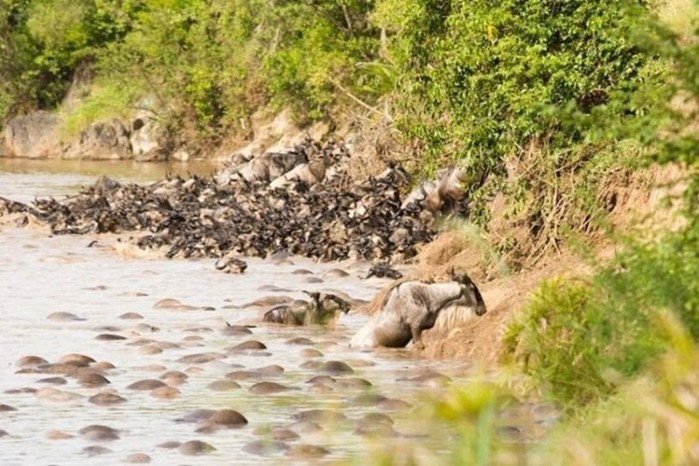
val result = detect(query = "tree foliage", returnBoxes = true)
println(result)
[0,0,137,114]
[504,0,699,408]
[0,0,380,141]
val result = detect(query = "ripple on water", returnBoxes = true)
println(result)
[0,225,541,465]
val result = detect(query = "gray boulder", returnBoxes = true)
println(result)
[130,117,167,161]
[3,111,60,158]
[61,119,132,160]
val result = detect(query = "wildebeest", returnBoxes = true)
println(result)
[349,271,486,349]
[263,291,350,326]
[215,255,248,274]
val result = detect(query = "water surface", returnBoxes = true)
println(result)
[0,161,547,465]
[0,158,217,203]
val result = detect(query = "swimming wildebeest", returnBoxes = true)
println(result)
[263,292,350,326]
[349,271,486,349]
[215,255,248,274]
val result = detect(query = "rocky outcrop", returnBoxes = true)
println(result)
[2,107,169,161]
[3,111,61,158]
[0,104,324,163]
[61,119,132,160]
[130,115,168,162]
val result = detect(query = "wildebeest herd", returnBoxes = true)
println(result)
[0,138,469,267]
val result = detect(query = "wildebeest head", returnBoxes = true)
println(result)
[321,293,351,314]
[448,268,487,316]
[303,291,351,315]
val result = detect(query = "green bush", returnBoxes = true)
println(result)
[505,230,699,408]
[377,0,656,173]
[94,0,379,140]
[60,79,139,139]
[0,0,137,116]
[262,1,379,120]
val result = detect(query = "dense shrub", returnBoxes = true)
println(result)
[376,0,655,173]
[502,11,699,399]
[370,0,666,261]
[504,231,699,407]
[1,0,380,141]
[0,0,137,115]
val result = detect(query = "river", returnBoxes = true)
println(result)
[0,159,555,466]
[0,159,511,465]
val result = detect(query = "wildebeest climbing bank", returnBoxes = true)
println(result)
[0,138,470,265]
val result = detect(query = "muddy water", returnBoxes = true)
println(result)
[0,163,552,465]
[0,158,217,203]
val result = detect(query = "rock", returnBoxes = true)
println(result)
[179,440,216,456]
[79,425,119,441]
[150,386,180,399]
[47,312,85,321]
[249,382,294,394]
[292,409,346,424]
[266,428,299,442]
[175,409,217,424]
[322,361,354,374]
[16,355,48,367]
[172,149,190,162]
[89,391,127,406]
[177,352,226,364]
[46,430,73,440]
[299,348,323,358]
[377,398,412,411]
[231,340,267,351]
[160,371,188,385]
[59,353,96,367]
[35,388,82,402]
[354,422,398,437]
[334,377,372,389]
[243,440,289,456]
[208,409,248,427]
[124,453,151,463]
[127,379,167,390]
[3,111,60,158]
[83,445,112,456]
[207,380,241,391]
[61,119,132,160]
[95,333,127,341]
[157,441,181,449]
[287,444,330,459]
[130,112,167,162]
[77,373,110,388]
[37,377,67,385]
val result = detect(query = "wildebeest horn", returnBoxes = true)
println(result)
[302,291,321,301]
